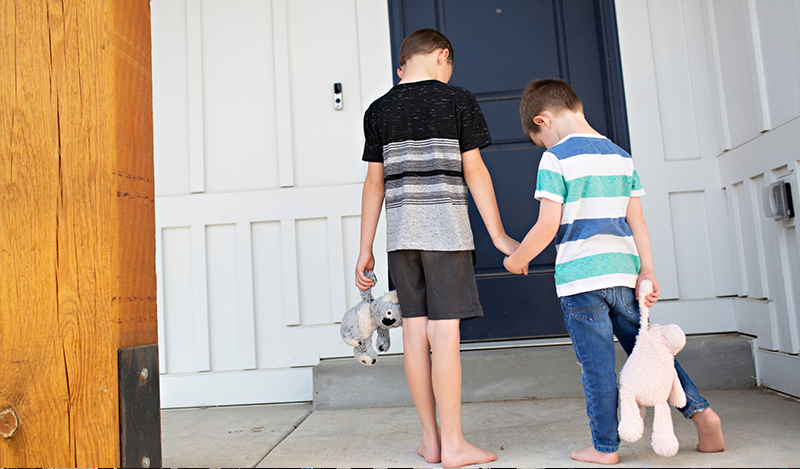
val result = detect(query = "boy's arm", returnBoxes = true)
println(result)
[626,196,660,306]
[355,162,385,289]
[462,148,520,257]
[503,199,562,274]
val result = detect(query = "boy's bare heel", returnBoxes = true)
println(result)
[417,430,442,464]
[692,408,726,452]
[417,443,442,464]
[569,445,619,465]
[441,439,498,468]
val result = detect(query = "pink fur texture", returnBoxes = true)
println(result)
[618,280,687,457]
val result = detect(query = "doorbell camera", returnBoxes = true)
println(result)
[762,181,794,220]
[333,82,343,110]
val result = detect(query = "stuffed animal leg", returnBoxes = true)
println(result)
[375,328,391,353]
[652,402,680,457]
[340,303,365,348]
[669,371,687,408]
[353,341,377,366]
[619,387,644,443]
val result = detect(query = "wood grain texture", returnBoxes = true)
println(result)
[0,0,156,466]
[0,0,71,466]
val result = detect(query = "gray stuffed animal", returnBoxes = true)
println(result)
[340,270,402,365]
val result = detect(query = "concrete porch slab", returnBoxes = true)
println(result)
[161,402,311,468]
[257,389,800,468]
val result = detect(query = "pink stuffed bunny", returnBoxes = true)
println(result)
[618,280,687,457]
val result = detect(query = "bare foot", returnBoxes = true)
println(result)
[692,408,725,452]
[570,445,619,465]
[441,439,498,468]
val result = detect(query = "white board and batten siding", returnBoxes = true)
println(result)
[616,0,800,397]
[151,0,395,408]
[151,0,800,407]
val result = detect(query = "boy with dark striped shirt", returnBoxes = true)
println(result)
[356,29,519,467]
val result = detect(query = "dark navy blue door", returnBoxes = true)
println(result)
[388,0,630,341]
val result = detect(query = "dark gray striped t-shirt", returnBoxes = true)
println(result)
[362,80,492,252]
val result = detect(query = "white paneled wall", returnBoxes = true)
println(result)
[668,192,715,300]
[200,0,280,193]
[618,0,800,397]
[152,0,394,408]
[753,0,800,127]
[286,0,366,188]
[617,0,737,304]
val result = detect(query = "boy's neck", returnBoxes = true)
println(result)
[554,111,601,142]
[398,55,450,84]
[398,69,438,84]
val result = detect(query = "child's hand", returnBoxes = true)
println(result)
[355,251,376,290]
[636,270,660,307]
[494,233,520,257]
[503,255,529,275]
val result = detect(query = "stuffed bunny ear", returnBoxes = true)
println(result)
[638,280,653,330]
[358,270,378,299]
[380,291,399,304]
[638,279,654,299]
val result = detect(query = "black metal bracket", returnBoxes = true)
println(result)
[119,344,162,468]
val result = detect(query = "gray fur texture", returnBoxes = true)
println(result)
[340,270,402,365]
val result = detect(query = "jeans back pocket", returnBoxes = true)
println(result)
[562,290,608,322]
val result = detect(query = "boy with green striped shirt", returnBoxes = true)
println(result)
[503,79,725,464]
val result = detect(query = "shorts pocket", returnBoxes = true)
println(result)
[564,290,607,322]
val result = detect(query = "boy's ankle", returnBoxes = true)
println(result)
[422,433,440,446]
[440,435,464,450]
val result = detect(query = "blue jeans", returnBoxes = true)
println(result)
[560,286,710,453]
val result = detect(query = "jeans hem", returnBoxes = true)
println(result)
[681,401,711,419]
[592,442,619,453]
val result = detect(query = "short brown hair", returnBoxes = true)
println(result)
[398,28,454,68]
[520,79,582,139]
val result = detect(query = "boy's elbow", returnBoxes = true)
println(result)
[626,214,647,232]
[363,177,385,196]
[463,163,487,183]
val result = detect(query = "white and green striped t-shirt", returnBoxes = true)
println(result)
[534,134,645,297]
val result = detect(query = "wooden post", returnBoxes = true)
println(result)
[0,0,157,466]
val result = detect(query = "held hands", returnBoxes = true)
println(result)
[636,270,660,307]
[355,250,376,290]
[496,233,529,275]
[503,254,528,275]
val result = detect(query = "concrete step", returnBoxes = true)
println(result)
[312,333,756,409]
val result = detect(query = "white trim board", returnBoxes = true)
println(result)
[157,183,363,227]
[649,297,736,334]
[734,297,769,337]
[718,116,800,188]
[758,349,800,398]
[160,367,313,408]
